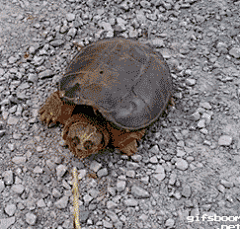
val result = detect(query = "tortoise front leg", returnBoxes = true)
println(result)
[39,90,75,126]
[108,123,145,156]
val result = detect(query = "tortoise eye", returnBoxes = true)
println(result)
[83,140,94,150]
[72,136,80,146]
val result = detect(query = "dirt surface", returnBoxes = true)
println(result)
[0,0,240,229]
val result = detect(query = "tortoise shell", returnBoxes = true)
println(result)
[59,37,172,130]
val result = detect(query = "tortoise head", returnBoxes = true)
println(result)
[62,114,109,158]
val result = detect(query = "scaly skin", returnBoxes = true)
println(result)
[62,114,110,159]
[39,90,75,125]
[39,91,145,158]
[107,122,145,156]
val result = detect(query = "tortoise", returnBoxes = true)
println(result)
[39,37,173,159]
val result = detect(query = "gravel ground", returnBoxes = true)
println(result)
[0,0,240,228]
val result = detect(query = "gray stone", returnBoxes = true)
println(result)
[153,173,166,182]
[182,185,191,198]
[218,135,232,146]
[98,22,113,31]
[152,38,164,47]
[116,180,126,192]
[107,200,118,209]
[50,40,65,47]
[220,179,233,188]
[175,158,189,171]
[7,116,19,125]
[15,105,23,116]
[78,169,87,179]
[25,212,37,225]
[54,196,69,209]
[46,160,57,171]
[126,170,135,178]
[36,146,43,152]
[17,91,28,99]
[0,130,6,137]
[56,164,67,177]
[5,204,16,216]
[141,176,149,184]
[97,168,108,177]
[12,156,26,164]
[129,30,138,38]
[200,128,208,135]
[106,210,118,222]
[8,56,18,64]
[169,173,177,185]
[13,133,22,139]
[217,184,225,193]
[60,25,68,34]
[3,171,13,185]
[52,188,62,198]
[67,27,77,37]
[0,180,5,192]
[0,68,5,75]
[9,105,17,113]
[33,166,43,173]
[62,179,71,190]
[66,13,75,22]
[139,213,148,220]
[29,46,36,54]
[176,149,186,157]
[140,0,151,9]
[124,198,138,206]
[33,56,44,65]
[89,188,99,198]
[126,161,140,169]
[165,218,175,227]
[108,187,116,196]
[0,217,15,228]
[185,69,192,75]
[185,78,196,86]
[90,161,102,172]
[131,185,150,198]
[131,154,142,162]
[114,221,123,229]
[149,156,158,164]
[155,164,165,174]
[197,119,205,128]
[217,42,228,54]
[37,199,46,208]
[38,69,53,79]
[195,14,205,23]
[149,145,159,154]
[79,210,90,223]
[200,102,212,110]
[229,46,240,58]
[103,220,113,228]
[83,194,93,206]
[202,112,212,125]
[18,82,30,90]
[28,73,38,82]
[8,144,15,151]
[174,190,182,200]
[11,184,24,194]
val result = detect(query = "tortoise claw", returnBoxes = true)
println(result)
[120,140,138,156]
[108,124,145,156]
[39,91,63,125]
[39,91,75,126]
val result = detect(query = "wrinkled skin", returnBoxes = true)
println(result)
[39,91,145,159]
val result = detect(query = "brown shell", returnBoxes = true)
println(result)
[59,37,173,130]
